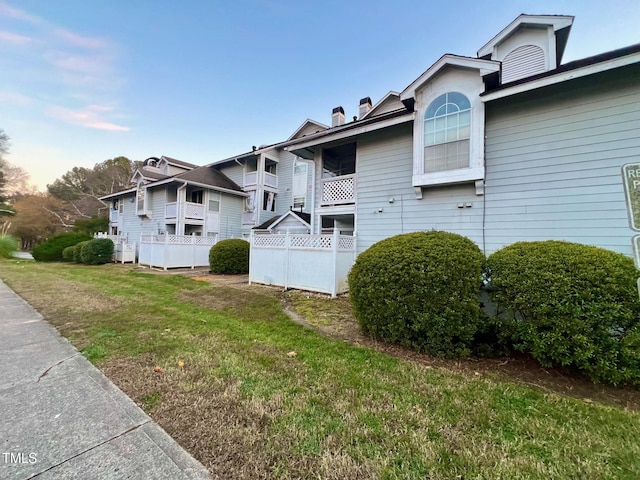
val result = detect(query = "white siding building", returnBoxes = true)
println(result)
[104,13,640,291]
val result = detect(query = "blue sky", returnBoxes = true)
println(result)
[1,0,639,190]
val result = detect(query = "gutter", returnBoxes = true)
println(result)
[177,182,188,236]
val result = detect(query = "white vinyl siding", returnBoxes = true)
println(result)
[273,151,296,216]
[357,124,483,254]
[501,44,546,83]
[484,65,640,257]
[217,163,244,187]
[218,194,244,239]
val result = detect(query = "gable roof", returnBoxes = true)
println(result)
[360,91,403,119]
[101,161,245,201]
[400,54,500,102]
[477,14,574,60]
[287,119,329,141]
[254,210,334,230]
[160,155,198,169]
[172,166,242,192]
[254,210,311,230]
[131,168,170,184]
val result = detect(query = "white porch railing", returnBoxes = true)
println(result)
[138,234,217,270]
[321,174,356,205]
[244,171,258,187]
[165,202,177,218]
[264,172,278,188]
[165,202,204,220]
[250,229,356,297]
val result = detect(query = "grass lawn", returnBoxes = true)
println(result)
[1,259,639,479]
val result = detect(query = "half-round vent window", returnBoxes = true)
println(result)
[502,44,546,83]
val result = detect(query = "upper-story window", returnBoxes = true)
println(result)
[424,92,471,173]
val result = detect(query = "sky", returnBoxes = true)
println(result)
[1,0,639,191]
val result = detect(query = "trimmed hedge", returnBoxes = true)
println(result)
[62,245,76,262]
[81,238,114,265]
[487,240,640,385]
[209,239,250,274]
[348,231,485,358]
[74,241,91,263]
[32,232,92,262]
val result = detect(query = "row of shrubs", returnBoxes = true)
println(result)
[62,238,114,265]
[348,231,640,386]
[32,232,114,265]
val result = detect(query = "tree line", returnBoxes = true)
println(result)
[0,128,137,250]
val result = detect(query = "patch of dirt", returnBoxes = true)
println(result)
[175,272,640,412]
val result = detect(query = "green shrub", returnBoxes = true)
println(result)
[209,239,250,274]
[0,234,19,259]
[62,245,76,262]
[487,240,640,385]
[348,231,485,358]
[32,232,92,262]
[81,238,114,265]
[74,241,91,263]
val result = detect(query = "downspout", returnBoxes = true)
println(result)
[298,157,316,234]
[177,181,188,236]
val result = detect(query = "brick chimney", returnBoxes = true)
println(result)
[331,106,345,127]
[359,97,372,118]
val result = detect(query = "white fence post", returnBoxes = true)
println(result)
[249,230,254,285]
[284,232,290,291]
[190,233,195,269]
[331,228,339,297]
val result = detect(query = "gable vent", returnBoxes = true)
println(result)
[501,44,546,84]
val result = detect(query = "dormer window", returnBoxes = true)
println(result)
[424,92,471,173]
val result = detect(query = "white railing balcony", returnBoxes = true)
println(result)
[109,209,119,222]
[242,211,256,225]
[321,174,356,205]
[264,172,278,188]
[165,202,177,218]
[244,171,258,187]
[165,201,204,220]
[184,202,204,219]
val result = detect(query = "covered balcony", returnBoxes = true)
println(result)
[320,142,356,206]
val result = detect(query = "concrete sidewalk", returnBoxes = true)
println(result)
[0,280,210,480]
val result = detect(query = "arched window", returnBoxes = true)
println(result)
[423,92,471,173]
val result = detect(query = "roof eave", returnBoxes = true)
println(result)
[481,48,640,102]
[400,55,500,102]
[99,187,137,201]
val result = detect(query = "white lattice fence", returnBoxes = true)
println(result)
[338,236,356,250]
[322,175,355,204]
[250,231,356,296]
[253,235,286,248]
[290,235,333,249]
